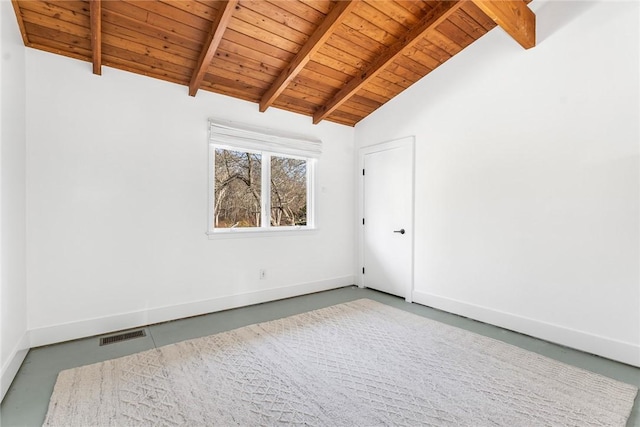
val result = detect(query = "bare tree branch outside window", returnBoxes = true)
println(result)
[214,149,262,228]
[271,157,306,226]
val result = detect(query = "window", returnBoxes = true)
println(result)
[208,120,320,236]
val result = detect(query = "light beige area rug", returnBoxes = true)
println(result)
[44,299,637,426]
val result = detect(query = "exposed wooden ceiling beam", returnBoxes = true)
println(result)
[471,0,535,49]
[189,0,238,97]
[259,0,359,113]
[312,1,463,125]
[90,0,101,75]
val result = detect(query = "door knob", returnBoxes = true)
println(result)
[393,229,405,234]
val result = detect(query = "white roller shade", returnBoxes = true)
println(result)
[209,119,322,158]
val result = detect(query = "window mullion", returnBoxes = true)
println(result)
[306,159,314,228]
[262,153,271,228]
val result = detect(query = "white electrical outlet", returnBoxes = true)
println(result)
[259,269,266,279]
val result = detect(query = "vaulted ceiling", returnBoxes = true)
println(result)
[11,0,535,126]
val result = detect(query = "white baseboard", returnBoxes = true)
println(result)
[30,276,354,348]
[1,332,30,402]
[412,290,640,368]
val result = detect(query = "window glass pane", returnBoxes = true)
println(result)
[270,156,307,227]
[214,148,262,228]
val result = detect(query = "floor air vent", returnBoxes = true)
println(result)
[100,329,146,346]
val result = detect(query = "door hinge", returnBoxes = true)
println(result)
[362,267,365,274]
[362,169,365,176]
[362,218,365,225]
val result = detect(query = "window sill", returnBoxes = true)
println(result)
[206,227,317,239]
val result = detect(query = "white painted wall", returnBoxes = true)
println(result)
[355,0,640,366]
[25,50,355,345]
[0,0,28,400]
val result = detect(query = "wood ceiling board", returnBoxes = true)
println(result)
[200,75,264,100]
[222,28,294,64]
[17,0,89,28]
[215,43,288,75]
[213,48,281,78]
[293,0,335,16]
[338,97,379,116]
[289,70,342,94]
[414,38,451,64]
[351,76,401,100]
[396,50,435,75]
[121,0,213,32]
[215,49,280,81]
[103,1,207,48]
[233,2,311,45]
[284,81,375,117]
[158,0,219,21]
[270,0,332,24]
[317,43,367,73]
[27,35,91,62]
[278,89,332,114]
[308,48,361,78]
[101,10,200,53]
[290,76,375,110]
[334,22,385,54]
[324,31,379,64]
[101,17,200,61]
[342,7,399,47]
[101,29,197,73]
[284,82,333,105]
[293,62,352,94]
[369,73,410,93]
[395,0,432,17]
[24,21,90,51]
[109,1,209,42]
[240,0,319,35]
[206,55,278,87]
[325,108,363,125]
[272,92,319,115]
[227,16,302,54]
[304,61,351,86]
[437,18,476,49]
[366,0,421,29]
[426,30,463,56]
[356,1,411,37]
[383,62,424,84]
[373,69,411,91]
[357,87,392,105]
[18,10,92,61]
[17,4,87,33]
[13,0,536,126]
[102,43,194,80]
[351,93,385,110]
[403,46,441,71]
[327,116,358,126]
[10,1,30,45]
[204,60,273,91]
[102,54,189,86]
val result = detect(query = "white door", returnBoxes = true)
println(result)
[361,137,414,301]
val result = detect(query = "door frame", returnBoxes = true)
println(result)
[357,136,415,303]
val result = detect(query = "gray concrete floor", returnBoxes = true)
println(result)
[1,286,639,426]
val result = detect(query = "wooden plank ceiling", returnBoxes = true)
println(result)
[12,0,535,127]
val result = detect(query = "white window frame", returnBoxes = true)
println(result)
[207,119,319,239]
